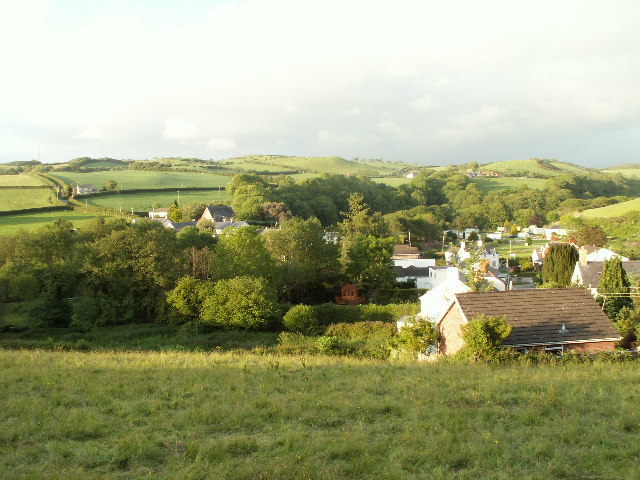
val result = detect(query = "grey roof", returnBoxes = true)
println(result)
[204,205,235,221]
[394,266,430,277]
[214,220,250,230]
[576,261,640,288]
[453,288,621,346]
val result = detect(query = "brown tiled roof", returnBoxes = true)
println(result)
[393,245,420,256]
[454,288,621,346]
[577,261,640,288]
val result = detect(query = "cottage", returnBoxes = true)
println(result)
[437,288,621,355]
[199,205,235,222]
[394,265,431,288]
[213,220,250,235]
[74,184,98,195]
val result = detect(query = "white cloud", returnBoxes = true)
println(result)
[410,95,434,110]
[163,118,201,142]
[77,128,104,141]
[206,137,236,151]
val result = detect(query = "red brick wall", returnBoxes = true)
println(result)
[565,341,617,353]
[439,304,467,356]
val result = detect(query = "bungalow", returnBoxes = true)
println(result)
[159,219,197,233]
[213,220,250,235]
[438,288,622,356]
[394,265,431,288]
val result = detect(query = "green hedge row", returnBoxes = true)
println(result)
[0,205,72,217]
[74,186,226,199]
[0,185,50,190]
[312,303,418,326]
[370,288,427,305]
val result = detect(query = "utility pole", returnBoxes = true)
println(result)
[177,190,180,206]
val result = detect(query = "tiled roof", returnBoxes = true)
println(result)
[577,261,640,288]
[454,288,621,346]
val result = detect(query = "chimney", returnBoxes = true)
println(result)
[579,246,588,266]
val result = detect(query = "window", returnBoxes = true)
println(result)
[544,345,563,355]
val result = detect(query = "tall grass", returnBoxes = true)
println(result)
[1,349,639,479]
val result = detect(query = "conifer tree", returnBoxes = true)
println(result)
[597,257,632,319]
[541,243,578,287]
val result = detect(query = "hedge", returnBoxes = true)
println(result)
[73,186,226,199]
[312,303,419,326]
[0,205,73,217]
[370,288,428,305]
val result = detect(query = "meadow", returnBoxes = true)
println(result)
[578,198,640,219]
[470,176,547,192]
[225,155,393,176]
[1,349,638,479]
[50,171,230,190]
[0,188,55,212]
[482,159,589,177]
[86,189,230,212]
[0,210,118,235]
[0,174,48,186]
[600,168,640,178]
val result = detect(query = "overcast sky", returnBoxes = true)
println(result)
[1,0,639,167]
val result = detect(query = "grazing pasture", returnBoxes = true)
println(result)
[50,171,230,190]
[1,349,638,479]
[482,159,590,177]
[0,188,54,212]
[0,210,118,235]
[470,176,547,192]
[0,174,48,186]
[578,198,640,218]
[600,168,640,179]
[86,189,230,212]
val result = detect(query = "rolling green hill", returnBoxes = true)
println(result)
[222,155,396,176]
[578,197,640,218]
[480,158,591,177]
[0,174,48,187]
[50,170,229,190]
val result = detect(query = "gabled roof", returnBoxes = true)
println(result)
[214,220,250,230]
[204,205,235,221]
[451,288,621,346]
[576,261,640,288]
[393,245,419,255]
[150,208,169,213]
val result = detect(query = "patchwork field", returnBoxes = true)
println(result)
[50,171,230,190]
[0,210,119,235]
[224,155,393,176]
[0,174,48,186]
[371,177,412,187]
[0,188,55,212]
[86,189,230,212]
[600,168,640,179]
[482,159,590,177]
[1,349,638,479]
[578,198,640,218]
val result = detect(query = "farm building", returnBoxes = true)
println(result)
[437,288,621,356]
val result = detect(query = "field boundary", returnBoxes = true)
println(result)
[0,205,73,217]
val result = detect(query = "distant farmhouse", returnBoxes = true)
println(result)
[74,184,98,195]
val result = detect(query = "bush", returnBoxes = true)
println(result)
[389,316,439,358]
[325,321,396,339]
[315,336,344,355]
[457,314,512,362]
[282,304,319,335]
[312,303,418,326]
[200,276,280,330]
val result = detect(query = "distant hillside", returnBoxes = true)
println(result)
[578,197,640,218]
[480,158,592,178]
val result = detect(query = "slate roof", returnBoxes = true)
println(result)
[576,261,640,288]
[394,265,430,277]
[204,205,235,221]
[452,288,621,346]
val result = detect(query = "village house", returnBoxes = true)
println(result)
[199,205,236,222]
[544,225,568,240]
[571,258,640,297]
[148,208,169,219]
[74,184,98,195]
[437,288,622,355]
[451,240,500,270]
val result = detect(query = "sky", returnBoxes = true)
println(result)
[1,0,639,167]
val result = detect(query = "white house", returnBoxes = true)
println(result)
[578,245,629,263]
[417,269,471,323]
[148,208,169,219]
[457,241,500,270]
[74,184,98,195]
[544,226,568,240]
[528,226,546,235]
[394,265,431,289]
[213,220,250,235]
[571,257,640,297]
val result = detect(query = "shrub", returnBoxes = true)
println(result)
[458,314,512,362]
[315,336,344,355]
[389,316,439,358]
[325,321,396,339]
[282,304,319,335]
[312,303,419,326]
[200,276,280,330]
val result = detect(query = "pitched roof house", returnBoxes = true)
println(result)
[438,288,621,355]
[571,260,640,296]
[148,208,169,219]
[200,205,235,222]
[392,245,420,259]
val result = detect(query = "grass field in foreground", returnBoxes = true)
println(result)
[87,189,230,212]
[1,349,639,479]
[50,170,230,190]
[0,210,119,235]
[0,188,54,212]
[0,174,47,186]
[578,198,640,218]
